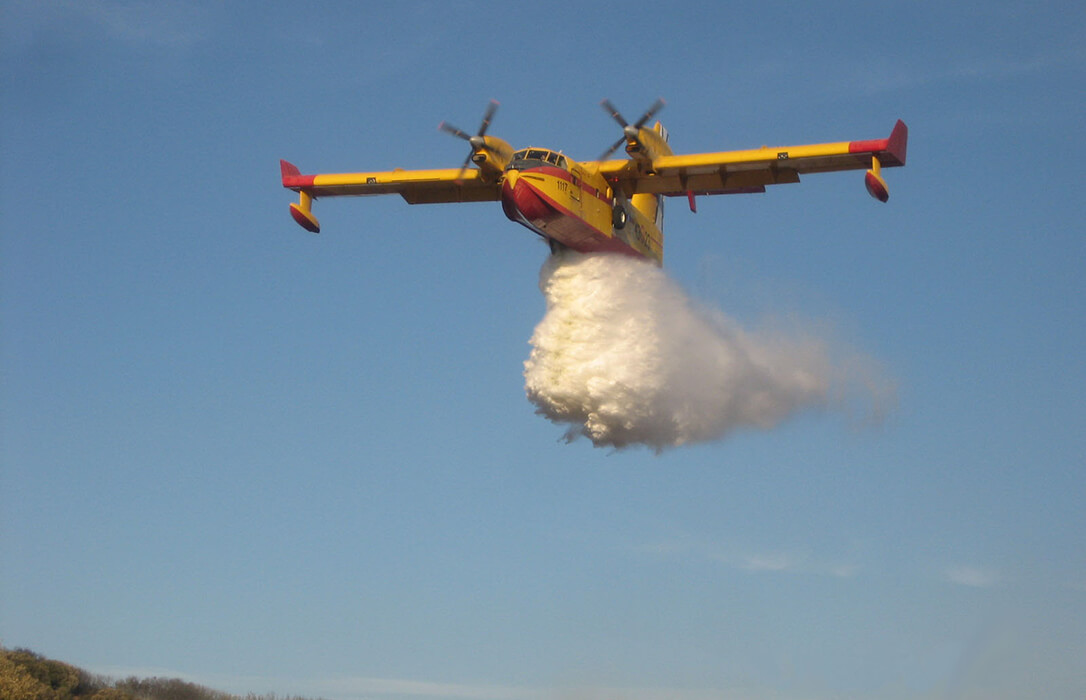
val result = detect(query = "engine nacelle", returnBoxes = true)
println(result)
[628,123,673,170]
[471,136,514,182]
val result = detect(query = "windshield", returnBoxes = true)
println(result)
[507,149,567,171]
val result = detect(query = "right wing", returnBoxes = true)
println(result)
[594,120,908,204]
[280,160,502,232]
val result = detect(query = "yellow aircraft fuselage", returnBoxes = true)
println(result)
[499,143,665,262]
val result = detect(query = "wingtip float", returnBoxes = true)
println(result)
[856,119,907,203]
[281,160,320,233]
[280,103,908,263]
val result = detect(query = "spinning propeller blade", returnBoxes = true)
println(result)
[438,122,473,141]
[598,98,665,161]
[439,100,501,181]
[600,99,628,128]
[477,99,498,137]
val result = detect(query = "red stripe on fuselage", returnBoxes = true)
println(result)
[528,165,611,205]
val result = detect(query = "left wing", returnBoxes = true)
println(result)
[280,160,501,233]
[596,120,908,205]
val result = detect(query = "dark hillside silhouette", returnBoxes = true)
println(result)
[0,648,318,700]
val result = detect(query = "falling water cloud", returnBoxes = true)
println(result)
[524,251,893,450]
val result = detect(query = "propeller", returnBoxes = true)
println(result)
[597,98,665,161]
[439,100,500,181]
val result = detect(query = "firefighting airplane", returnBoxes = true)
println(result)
[280,100,907,264]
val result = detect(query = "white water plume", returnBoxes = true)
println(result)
[524,251,889,450]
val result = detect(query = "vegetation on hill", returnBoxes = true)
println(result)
[0,648,316,700]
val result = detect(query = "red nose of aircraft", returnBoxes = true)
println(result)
[501,169,551,225]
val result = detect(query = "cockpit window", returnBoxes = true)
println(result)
[507,148,567,171]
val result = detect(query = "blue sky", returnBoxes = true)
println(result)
[1,2,1083,699]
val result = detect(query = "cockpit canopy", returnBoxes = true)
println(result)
[507,148,567,172]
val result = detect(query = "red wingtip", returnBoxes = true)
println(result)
[886,120,908,167]
[848,120,909,167]
[280,159,301,179]
[280,160,316,189]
